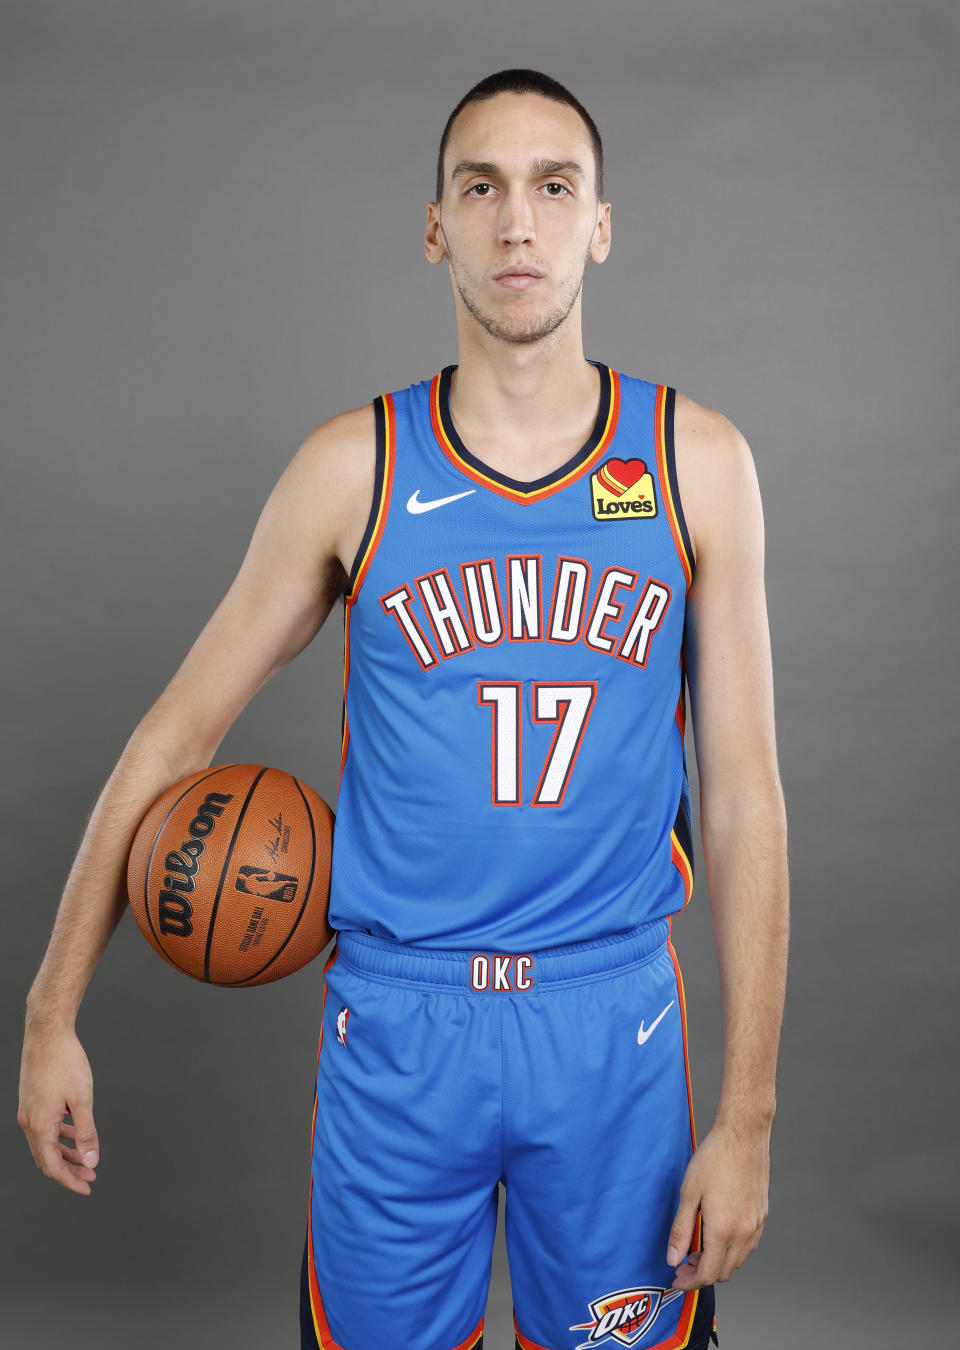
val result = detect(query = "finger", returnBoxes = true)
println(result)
[58,1122,82,1150]
[671,1218,728,1290]
[681,1232,729,1289]
[58,1140,99,1174]
[66,1102,99,1169]
[57,1121,93,1157]
[666,1189,700,1267]
[37,1113,95,1194]
[670,1250,702,1287]
[36,1133,94,1194]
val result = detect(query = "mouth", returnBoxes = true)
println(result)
[493,266,544,290]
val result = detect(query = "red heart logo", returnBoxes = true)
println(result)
[597,457,647,497]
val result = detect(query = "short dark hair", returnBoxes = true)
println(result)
[435,68,604,203]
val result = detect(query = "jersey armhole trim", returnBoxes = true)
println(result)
[656,385,696,591]
[345,393,395,603]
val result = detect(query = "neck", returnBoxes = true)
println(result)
[448,320,600,470]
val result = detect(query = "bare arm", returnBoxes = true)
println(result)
[18,403,375,1193]
[665,395,790,1289]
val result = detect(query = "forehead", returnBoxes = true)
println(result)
[445,92,594,183]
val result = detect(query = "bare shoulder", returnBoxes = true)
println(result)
[299,402,376,481]
[672,389,762,570]
[290,401,377,579]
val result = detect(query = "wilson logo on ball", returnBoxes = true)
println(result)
[590,457,657,522]
[158,791,234,937]
[129,763,335,986]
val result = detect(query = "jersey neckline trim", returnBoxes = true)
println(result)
[429,360,621,504]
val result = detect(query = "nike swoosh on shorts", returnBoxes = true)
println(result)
[637,1000,674,1044]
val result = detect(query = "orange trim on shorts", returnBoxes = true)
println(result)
[667,923,704,1276]
[451,1318,485,1348]
[643,1288,702,1350]
[304,943,343,1349]
[514,1314,552,1349]
[303,940,483,1350]
[516,1289,703,1350]
[666,928,699,1160]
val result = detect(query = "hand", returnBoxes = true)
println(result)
[17,1019,101,1195]
[665,1119,770,1289]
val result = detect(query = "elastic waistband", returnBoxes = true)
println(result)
[333,917,670,994]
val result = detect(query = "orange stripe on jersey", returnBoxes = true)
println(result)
[674,656,692,908]
[675,686,686,740]
[655,385,694,590]
[349,393,396,602]
[340,395,396,783]
[430,365,621,504]
[678,647,690,735]
[671,832,694,909]
[338,611,352,787]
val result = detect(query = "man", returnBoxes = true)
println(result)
[19,68,788,1350]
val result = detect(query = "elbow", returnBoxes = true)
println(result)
[699,773,788,842]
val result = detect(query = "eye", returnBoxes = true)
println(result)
[543,182,570,197]
[466,182,495,197]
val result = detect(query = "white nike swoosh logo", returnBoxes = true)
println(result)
[406,488,476,514]
[637,1000,674,1045]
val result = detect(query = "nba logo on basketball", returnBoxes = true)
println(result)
[590,457,657,521]
[234,865,299,902]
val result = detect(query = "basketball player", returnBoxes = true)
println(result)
[19,69,789,1350]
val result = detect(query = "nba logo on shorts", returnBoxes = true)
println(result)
[336,1005,350,1046]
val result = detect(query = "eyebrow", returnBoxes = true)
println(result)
[450,157,585,184]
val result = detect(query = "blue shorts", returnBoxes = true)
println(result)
[301,917,719,1350]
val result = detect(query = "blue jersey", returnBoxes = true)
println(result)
[327,360,697,949]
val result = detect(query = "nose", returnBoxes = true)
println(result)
[497,187,536,248]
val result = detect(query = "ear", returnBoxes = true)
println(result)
[424,202,447,264]
[589,201,612,264]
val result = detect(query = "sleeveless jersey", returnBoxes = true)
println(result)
[327,360,697,949]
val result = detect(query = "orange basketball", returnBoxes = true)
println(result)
[126,763,335,986]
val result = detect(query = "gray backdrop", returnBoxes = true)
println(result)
[3,2,957,1347]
